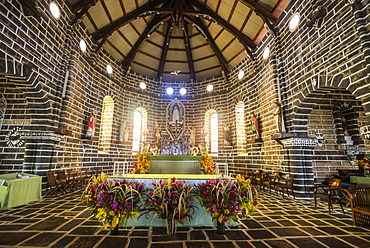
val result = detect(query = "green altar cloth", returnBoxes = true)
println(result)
[0,173,42,210]
[151,155,202,161]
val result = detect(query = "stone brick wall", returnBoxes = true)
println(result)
[0,0,369,198]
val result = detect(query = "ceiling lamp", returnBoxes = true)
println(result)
[263,47,270,59]
[139,82,146,89]
[207,84,214,92]
[106,65,113,74]
[79,40,87,52]
[179,87,186,95]
[238,70,244,80]
[289,13,300,31]
[49,1,60,19]
[166,87,174,95]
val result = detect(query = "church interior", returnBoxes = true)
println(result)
[0,0,370,247]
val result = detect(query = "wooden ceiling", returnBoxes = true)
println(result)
[69,0,291,82]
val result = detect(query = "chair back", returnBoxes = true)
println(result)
[57,170,68,182]
[347,187,370,207]
[46,171,57,186]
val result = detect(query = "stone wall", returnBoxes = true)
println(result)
[0,0,369,198]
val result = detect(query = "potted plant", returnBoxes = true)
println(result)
[81,172,146,234]
[141,177,196,234]
[129,151,151,174]
[195,177,258,234]
[357,158,370,176]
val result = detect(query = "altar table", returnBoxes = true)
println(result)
[350,176,370,187]
[110,174,235,227]
[0,173,42,210]
[149,155,202,174]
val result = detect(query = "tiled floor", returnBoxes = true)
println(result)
[0,190,369,248]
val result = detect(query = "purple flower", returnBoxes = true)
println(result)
[211,206,217,211]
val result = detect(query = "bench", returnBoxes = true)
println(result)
[342,187,370,227]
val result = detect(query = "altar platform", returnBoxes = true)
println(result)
[149,155,202,174]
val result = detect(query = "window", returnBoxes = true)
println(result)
[132,107,147,152]
[235,101,246,155]
[210,113,218,153]
[99,96,114,153]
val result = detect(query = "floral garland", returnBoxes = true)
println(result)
[81,172,146,229]
[129,151,151,174]
[200,153,216,175]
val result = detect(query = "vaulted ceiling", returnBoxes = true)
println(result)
[69,0,290,82]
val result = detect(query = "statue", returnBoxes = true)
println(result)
[172,105,180,124]
[342,116,349,136]
[119,121,127,141]
[223,123,230,144]
[124,129,130,142]
[189,126,196,144]
[155,122,161,144]
[273,102,283,133]
[85,111,96,137]
[251,114,260,139]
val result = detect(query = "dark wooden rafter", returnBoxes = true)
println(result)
[156,23,173,81]
[239,0,277,22]
[70,0,98,25]
[189,0,256,49]
[185,16,230,74]
[122,14,171,71]
[183,22,196,81]
[92,0,168,40]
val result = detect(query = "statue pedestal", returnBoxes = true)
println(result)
[271,132,294,140]
[117,141,130,144]
[82,136,99,141]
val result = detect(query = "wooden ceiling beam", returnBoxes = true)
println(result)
[122,14,171,71]
[183,22,196,81]
[157,23,173,81]
[91,0,168,40]
[70,0,98,25]
[185,16,230,74]
[239,0,277,22]
[187,1,256,50]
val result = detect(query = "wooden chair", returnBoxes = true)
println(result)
[253,169,263,189]
[67,171,78,190]
[95,169,103,177]
[313,178,344,214]
[84,170,94,185]
[262,173,274,194]
[57,170,74,193]
[280,174,295,199]
[45,171,64,197]
[342,187,370,227]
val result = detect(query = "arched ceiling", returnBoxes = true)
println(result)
[69,0,290,83]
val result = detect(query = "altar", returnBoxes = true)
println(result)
[149,155,202,174]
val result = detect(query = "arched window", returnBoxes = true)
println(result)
[235,101,246,155]
[99,96,114,153]
[132,107,147,152]
[205,109,218,154]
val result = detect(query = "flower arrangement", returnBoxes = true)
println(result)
[129,151,151,174]
[195,178,258,225]
[200,153,216,175]
[357,158,370,176]
[150,146,159,155]
[81,172,146,229]
[141,177,196,233]
[235,175,259,216]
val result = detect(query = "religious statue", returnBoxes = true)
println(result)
[124,129,130,142]
[85,111,96,137]
[155,122,161,144]
[119,121,127,141]
[188,126,196,144]
[251,114,260,139]
[273,102,283,133]
[172,105,180,124]
[223,123,231,144]
[342,116,349,136]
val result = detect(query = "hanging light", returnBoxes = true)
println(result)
[166,87,174,95]
[139,82,146,89]
[49,1,60,19]
[79,40,87,52]
[179,87,186,95]
[106,65,113,74]
[238,70,244,80]
[207,84,214,92]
